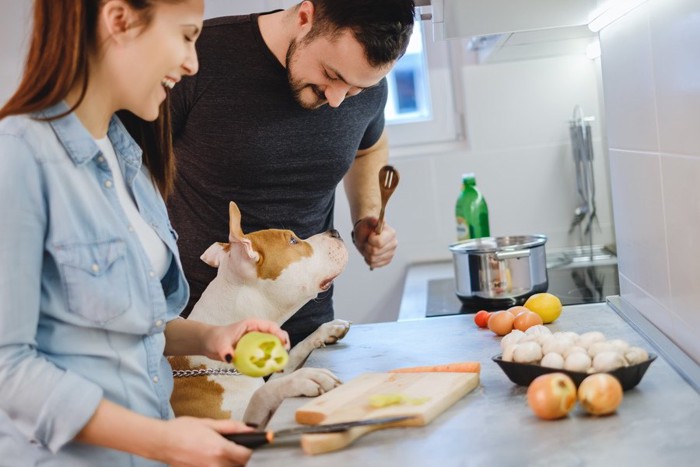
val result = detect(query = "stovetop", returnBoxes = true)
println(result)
[425,264,619,318]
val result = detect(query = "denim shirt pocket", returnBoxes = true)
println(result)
[55,239,132,324]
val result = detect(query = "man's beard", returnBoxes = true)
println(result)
[286,39,327,110]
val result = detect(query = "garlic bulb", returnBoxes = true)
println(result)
[512,341,543,364]
[541,352,565,369]
[592,351,627,372]
[564,352,591,372]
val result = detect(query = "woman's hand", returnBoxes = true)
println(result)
[160,417,254,467]
[205,318,290,362]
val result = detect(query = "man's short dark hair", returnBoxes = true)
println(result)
[306,0,415,67]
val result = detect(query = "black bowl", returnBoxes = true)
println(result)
[492,353,657,391]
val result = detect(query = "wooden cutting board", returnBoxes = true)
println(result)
[295,372,479,455]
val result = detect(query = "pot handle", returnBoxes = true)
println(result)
[495,249,531,260]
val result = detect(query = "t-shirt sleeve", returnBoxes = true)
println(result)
[169,73,197,139]
[358,78,388,150]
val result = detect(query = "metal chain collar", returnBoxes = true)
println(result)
[172,368,241,378]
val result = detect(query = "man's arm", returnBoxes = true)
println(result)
[343,130,398,269]
[343,129,389,225]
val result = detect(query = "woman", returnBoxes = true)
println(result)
[0,1,286,465]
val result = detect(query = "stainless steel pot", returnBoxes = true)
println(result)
[449,235,548,309]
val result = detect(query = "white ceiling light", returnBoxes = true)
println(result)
[588,0,649,32]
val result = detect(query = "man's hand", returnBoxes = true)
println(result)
[351,217,398,269]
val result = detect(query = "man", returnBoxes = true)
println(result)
[168,0,415,345]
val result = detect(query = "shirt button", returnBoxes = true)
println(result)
[155,319,164,327]
[152,375,159,384]
[97,156,105,163]
[91,263,100,273]
[127,225,135,232]
[104,180,113,188]
[149,271,156,278]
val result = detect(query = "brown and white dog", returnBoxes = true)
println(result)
[169,202,350,427]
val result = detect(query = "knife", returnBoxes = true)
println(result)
[223,415,416,448]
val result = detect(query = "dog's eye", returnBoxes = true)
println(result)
[289,237,298,245]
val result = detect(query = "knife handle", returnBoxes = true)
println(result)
[222,432,271,449]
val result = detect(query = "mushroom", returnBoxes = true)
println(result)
[576,331,606,350]
[541,352,565,369]
[592,351,627,372]
[512,341,543,364]
[564,352,592,372]
[625,346,649,365]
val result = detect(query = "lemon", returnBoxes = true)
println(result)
[524,293,562,324]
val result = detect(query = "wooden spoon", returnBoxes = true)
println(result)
[375,165,399,235]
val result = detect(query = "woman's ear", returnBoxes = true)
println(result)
[100,0,139,43]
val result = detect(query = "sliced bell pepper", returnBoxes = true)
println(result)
[233,331,289,377]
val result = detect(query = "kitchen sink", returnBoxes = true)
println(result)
[546,244,617,269]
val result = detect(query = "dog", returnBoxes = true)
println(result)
[169,201,350,427]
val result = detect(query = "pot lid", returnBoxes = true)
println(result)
[449,235,547,254]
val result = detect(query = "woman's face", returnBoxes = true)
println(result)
[107,0,204,121]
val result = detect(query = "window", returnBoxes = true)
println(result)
[384,20,464,151]
[384,25,431,124]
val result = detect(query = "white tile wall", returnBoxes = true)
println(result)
[600,0,700,364]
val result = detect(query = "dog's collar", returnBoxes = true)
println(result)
[173,368,241,378]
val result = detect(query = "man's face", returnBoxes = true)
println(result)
[285,29,394,110]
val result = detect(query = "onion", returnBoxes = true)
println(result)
[526,373,577,420]
[577,373,623,416]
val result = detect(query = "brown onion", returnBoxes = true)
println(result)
[527,373,577,420]
[577,373,623,416]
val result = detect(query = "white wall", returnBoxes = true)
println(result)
[0,0,32,104]
[599,0,700,364]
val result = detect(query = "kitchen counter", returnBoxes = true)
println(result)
[249,302,700,466]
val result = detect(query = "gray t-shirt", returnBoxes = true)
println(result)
[168,13,387,342]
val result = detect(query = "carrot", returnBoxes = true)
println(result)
[388,361,481,374]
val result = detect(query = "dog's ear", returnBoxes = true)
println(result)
[228,201,245,241]
[200,242,228,267]
[227,201,260,262]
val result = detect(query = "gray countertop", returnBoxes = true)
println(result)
[249,302,700,466]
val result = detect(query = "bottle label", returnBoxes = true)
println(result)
[456,216,470,241]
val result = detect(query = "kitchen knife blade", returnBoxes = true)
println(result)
[223,415,416,448]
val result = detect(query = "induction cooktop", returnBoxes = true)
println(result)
[425,264,619,318]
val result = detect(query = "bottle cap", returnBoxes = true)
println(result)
[462,172,476,184]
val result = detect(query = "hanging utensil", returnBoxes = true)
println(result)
[375,165,400,235]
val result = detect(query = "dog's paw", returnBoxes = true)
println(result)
[286,367,342,396]
[314,319,351,347]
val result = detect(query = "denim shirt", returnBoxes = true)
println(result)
[0,103,189,466]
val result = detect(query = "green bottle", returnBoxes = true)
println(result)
[455,173,490,241]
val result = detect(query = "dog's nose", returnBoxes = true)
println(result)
[329,229,341,239]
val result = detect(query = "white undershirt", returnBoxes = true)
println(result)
[95,137,170,279]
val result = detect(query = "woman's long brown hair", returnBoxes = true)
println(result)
[0,0,177,198]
